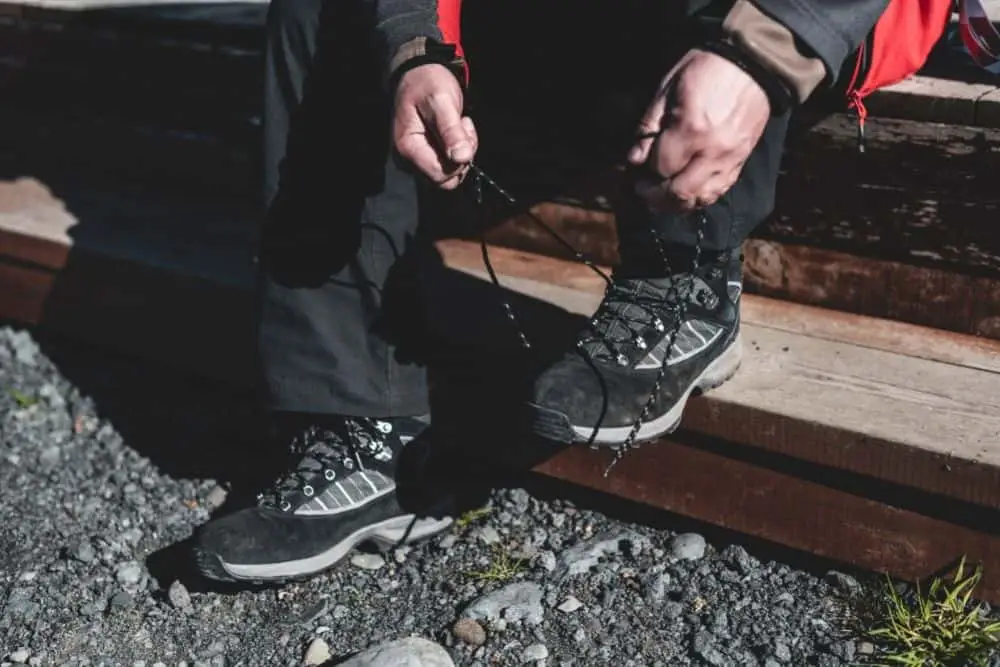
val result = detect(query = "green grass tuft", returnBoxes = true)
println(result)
[7,388,38,408]
[858,557,1000,667]
[453,505,492,532]
[464,544,527,584]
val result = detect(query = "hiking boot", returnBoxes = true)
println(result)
[528,249,744,446]
[192,414,453,583]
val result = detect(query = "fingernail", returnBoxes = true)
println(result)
[447,141,471,161]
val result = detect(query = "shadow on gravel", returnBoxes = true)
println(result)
[19,240,881,596]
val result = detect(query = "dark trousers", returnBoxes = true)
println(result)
[258,0,791,418]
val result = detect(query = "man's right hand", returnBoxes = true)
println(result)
[393,63,478,190]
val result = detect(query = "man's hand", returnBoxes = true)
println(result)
[393,63,478,190]
[628,48,771,212]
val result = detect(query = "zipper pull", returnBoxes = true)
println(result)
[848,90,868,154]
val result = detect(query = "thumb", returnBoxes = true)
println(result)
[629,93,667,166]
[425,94,474,164]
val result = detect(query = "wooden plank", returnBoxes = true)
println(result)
[0,177,258,384]
[481,211,1000,339]
[742,240,1000,340]
[438,241,1000,510]
[437,239,1000,374]
[0,246,257,388]
[513,434,1000,605]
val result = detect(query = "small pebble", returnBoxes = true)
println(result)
[115,561,143,585]
[167,580,192,611]
[350,553,385,571]
[452,618,487,646]
[557,596,583,613]
[522,644,549,662]
[303,638,331,666]
[668,533,707,561]
[8,650,29,664]
[204,485,228,510]
[69,540,95,564]
[476,525,501,545]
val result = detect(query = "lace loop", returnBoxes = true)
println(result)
[261,418,392,510]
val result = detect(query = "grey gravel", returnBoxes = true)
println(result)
[0,324,972,666]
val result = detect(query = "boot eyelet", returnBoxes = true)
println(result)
[324,469,336,481]
[375,421,392,434]
[343,459,355,470]
[653,318,665,332]
[616,354,629,367]
[635,338,647,350]
[280,500,292,512]
[302,485,314,497]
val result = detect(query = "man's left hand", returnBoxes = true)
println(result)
[628,48,771,212]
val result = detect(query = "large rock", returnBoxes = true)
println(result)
[336,637,454,667]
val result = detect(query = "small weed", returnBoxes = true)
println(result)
[7,388,37,408]
[454,506,492,532]
[857,557,1000,667]
[465,544,526,584]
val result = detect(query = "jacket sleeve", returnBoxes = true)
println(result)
[374,0,468,86]
[724,0,890,101]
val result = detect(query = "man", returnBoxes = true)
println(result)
[193,0,889,583]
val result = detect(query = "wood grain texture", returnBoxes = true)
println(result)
[519,434,1000,604]
[438,239,1000,373]
[439,240,1000,509]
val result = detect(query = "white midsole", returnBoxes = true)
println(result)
[572,333,743,445]
[220,514,453,580]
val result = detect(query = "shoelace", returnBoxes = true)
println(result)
[262,418,394,511]
[579,276,690,366]
[467,162,706,476]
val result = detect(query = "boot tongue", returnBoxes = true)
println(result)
[582,276,684,360]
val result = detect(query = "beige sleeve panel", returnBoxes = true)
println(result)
[722,0,829,104]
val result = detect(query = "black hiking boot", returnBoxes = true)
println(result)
[192,414,454,583]
[528,249,743,446]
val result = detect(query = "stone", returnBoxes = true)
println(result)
[452,618,487,646]
[338,637,454,667]
[303,638,331,666]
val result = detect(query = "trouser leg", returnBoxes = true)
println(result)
[257,0,429,417]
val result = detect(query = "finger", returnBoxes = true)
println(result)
[665,153,719,203]
[439,163,471,191]
[396,133,451,184]
[628,94,668,165]
[422,94,474,164]
[698,168,741,205]
[462,116,479,156]
[650,123,699,181]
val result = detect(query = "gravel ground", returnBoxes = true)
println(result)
[0,324,928,666]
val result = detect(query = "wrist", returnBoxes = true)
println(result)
[698,38,794,116]
[388,38,468,93]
